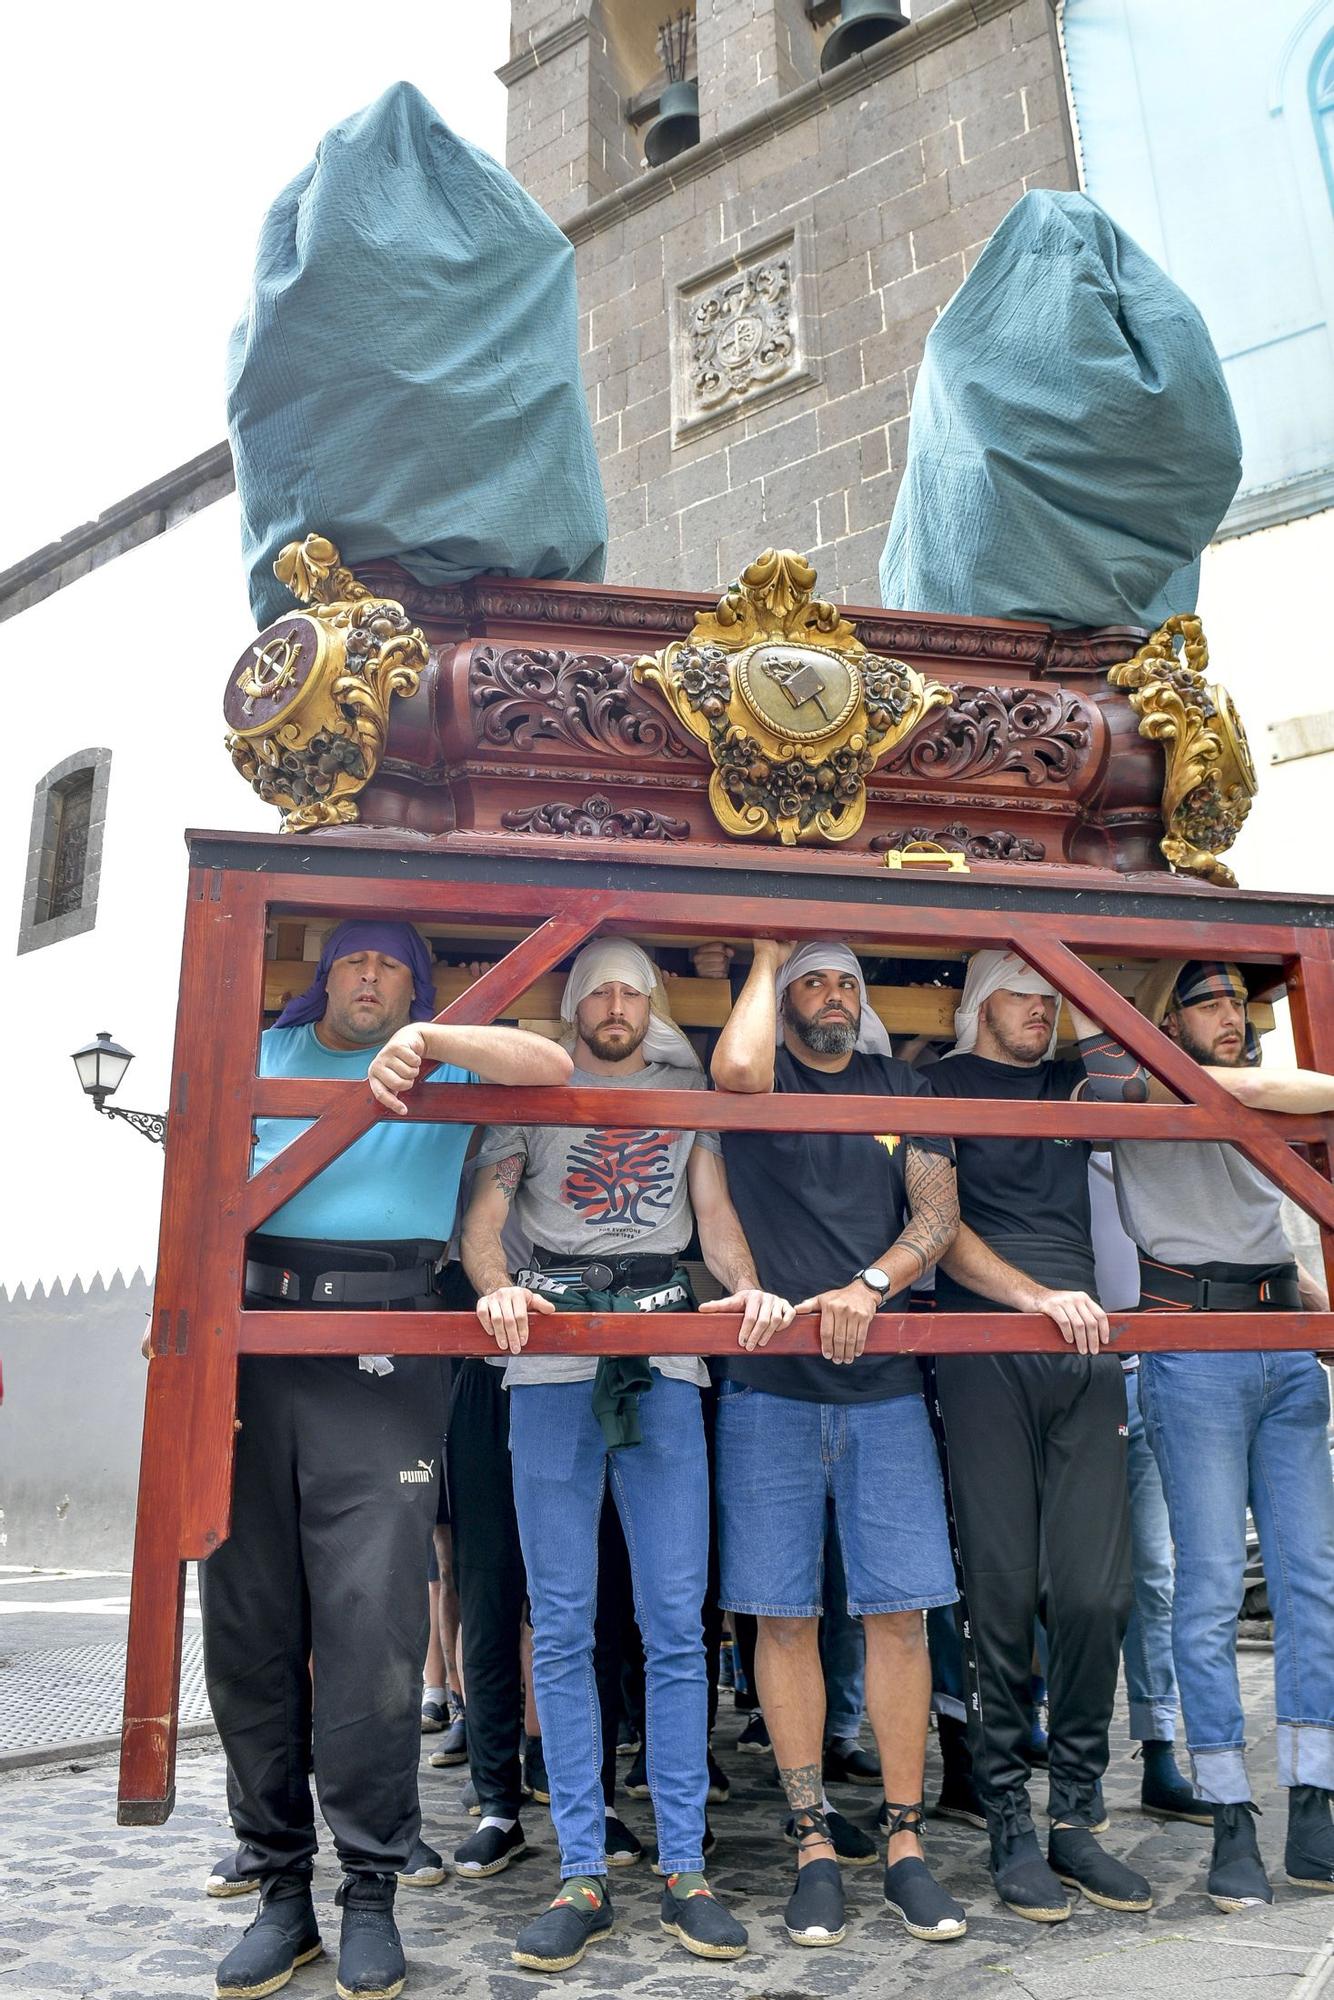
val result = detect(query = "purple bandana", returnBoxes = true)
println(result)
[273,920,438,1028]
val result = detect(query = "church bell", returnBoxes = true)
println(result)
[820,0,909,74]
[643,78,701,168]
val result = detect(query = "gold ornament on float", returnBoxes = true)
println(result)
[1106,614,1257,888]
[634,549,952,845]
[223,535,429,833]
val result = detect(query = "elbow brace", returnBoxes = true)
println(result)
[1075,1034,1150,1103]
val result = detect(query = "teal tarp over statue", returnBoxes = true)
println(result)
[227,83,608,628]
[878,191,1242,629]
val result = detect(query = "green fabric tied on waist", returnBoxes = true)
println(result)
[543,1272,691,1450]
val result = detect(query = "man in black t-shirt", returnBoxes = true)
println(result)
[928,948,1148,1925]
[711,940,966,1950]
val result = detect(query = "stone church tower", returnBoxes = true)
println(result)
[499,0,1077,600]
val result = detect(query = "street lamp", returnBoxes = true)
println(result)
[70,1031,167,1145]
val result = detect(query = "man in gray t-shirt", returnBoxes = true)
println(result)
[460,937,791,1974]
[1111,958,1334,1913]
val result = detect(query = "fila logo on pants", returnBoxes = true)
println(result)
[399,1459,436,1485]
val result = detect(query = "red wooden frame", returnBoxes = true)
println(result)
[118,849,1334,1824]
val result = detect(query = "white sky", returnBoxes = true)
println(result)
[0,3,510,571]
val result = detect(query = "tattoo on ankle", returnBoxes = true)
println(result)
[779,1763,822,1812]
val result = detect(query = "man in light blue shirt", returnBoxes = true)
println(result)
[207,919,570,2000]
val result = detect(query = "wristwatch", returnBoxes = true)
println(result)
[856,1266,891,1297]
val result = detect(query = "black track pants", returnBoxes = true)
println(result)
[200,1355,445,1879]
[933,1351,1131,1825]
[447,1359,528,1818]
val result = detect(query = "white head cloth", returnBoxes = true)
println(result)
[948,948,1060,1059]
[775,941,894,1057]
[560,938,702,1073]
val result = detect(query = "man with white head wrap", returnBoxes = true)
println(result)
[710,938,966,1951]
[927,948,1151,1924]
[461,936,792,1972]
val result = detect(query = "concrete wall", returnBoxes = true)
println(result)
[504,0,1077,600]
[0,1274,151,1569]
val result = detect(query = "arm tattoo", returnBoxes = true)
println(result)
[491,1154,524,1205]
[897,1147,961,1284]
[778,1762,823,1813]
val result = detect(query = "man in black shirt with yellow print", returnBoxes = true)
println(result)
[929,948,1151,1925]
[712,940,966,1953]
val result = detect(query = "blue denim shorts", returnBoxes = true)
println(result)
[714,1382,958,1618]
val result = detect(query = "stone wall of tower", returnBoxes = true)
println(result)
[501,0,1077,601]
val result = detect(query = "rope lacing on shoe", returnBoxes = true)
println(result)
[790,1807,835,1850]
[882,1800,926,1838]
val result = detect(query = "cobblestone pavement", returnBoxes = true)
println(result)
[3,1651,1333,2000]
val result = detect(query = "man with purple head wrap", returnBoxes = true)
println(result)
[206,919,571,2000]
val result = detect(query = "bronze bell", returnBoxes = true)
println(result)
[820,0,909,74]
[644,78,701,167]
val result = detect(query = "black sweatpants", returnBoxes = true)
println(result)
[200,1353,445,1879]
[932,1351,1131,1827]
[447,1359,529,1818]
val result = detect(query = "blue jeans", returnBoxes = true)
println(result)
[1121,1366,1180,1742]
[1139,1349,1334,1801]
[820,1508,866,1743]
[715,1383,956,1616]
[509,1373,709,1877]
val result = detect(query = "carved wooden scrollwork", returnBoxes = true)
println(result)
[470,647,697,762]
[498,794,691,841]
[881,685,1091,785]
[868,822,1046,862]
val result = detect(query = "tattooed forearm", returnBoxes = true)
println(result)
[897,1147,960,1283]
[778,1762,823,1812]
[491,1154,524,1204]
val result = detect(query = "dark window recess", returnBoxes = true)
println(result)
[45,771,94,920]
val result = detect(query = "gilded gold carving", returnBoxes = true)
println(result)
[634,549,951,846]
[1106,615,1257,888]
[224,534,428,833]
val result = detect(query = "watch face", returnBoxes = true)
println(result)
[863,1267,889,1290]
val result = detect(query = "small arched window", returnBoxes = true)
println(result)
[18,749,112,954]
[1313,29,1334,215]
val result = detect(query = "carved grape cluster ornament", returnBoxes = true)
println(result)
[635,550,951,845]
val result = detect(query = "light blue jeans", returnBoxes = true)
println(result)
[509,1372,709,1878]
[1121,1366,1180,1742]
[1139,1348,1334,1802]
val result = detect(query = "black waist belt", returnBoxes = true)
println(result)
[1138,1256,1301,1312]
[244,1260,438,1306]
[529,1246,679,1291]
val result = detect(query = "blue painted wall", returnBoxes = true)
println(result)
[1063,0,1334,528]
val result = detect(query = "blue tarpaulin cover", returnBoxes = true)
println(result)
[878,190,1241,629]
[227,82,608,628]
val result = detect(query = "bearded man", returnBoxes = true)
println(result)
[206,920,570,2000]
[1113,959,1334,1911]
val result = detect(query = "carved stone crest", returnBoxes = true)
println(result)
[1106,616,1257,887]
[673,228,819,441]
[224,535,428,833]
[635,549,952,846]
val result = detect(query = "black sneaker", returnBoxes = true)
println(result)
[737,1712,770,1754]
[1049,1825,1152,1912]
[207,1847,260,1899]
[428,1701,467,1768]
[651,1820,716,1875]
[419,1698,445,1734]
[706,1749,731,1804]
[1141,1760,1212,1825]
[396,1836,446,1889]
[785,1807,878,1867]
[512,1879,613,1972]
[605,1815,643,1867]
[660,1876,747,1960]
[824,1737,882,1787]
[989,1807,1070,1923]
[624,1746,651,1798]
[215,1873,322,2000]
[455,1819,528,1877]
[334,1876,404,2000]
[1209,1802,1273,1911]
[523,1734,550,1805]
[1286,1784,1334,1891]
